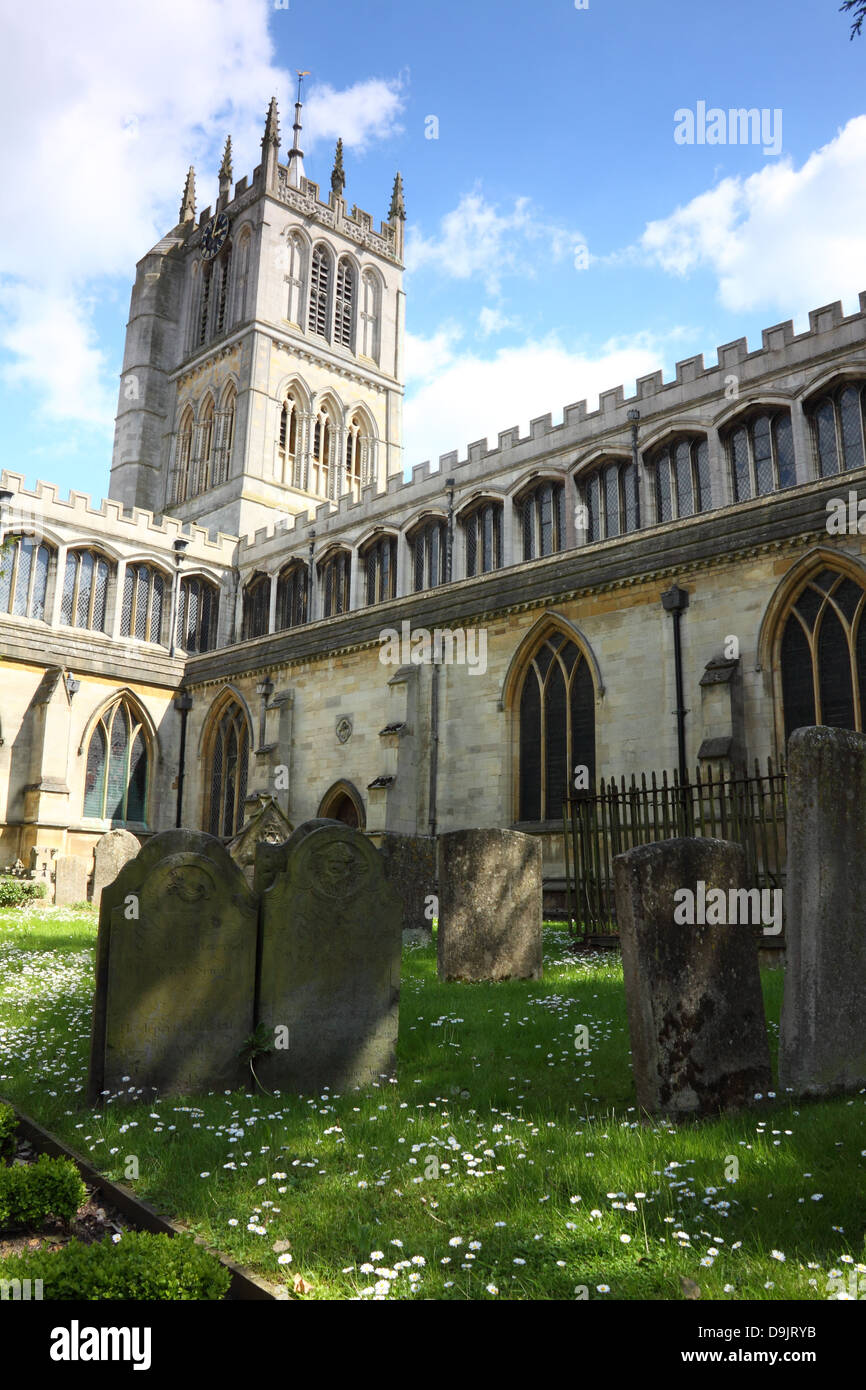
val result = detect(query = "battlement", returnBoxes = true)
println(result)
[237,288,866,568]
[0,473,239,566]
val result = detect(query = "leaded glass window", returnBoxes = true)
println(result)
[82,701,148,824]
[121,564,165,643]
[780,568,866,741]
[176,576,219,652]
[206,700,250,837]
[728,411,796,500]
[517,633,595,821]
[60,550,110,632]
[813,384,866,477]
[0,536,51,621]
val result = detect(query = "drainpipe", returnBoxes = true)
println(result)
[445,476,456,583]
[307,529,316,622]
[627,408,641,525]
[428,663,440,839]
[174,689,193,827]
[661,584,690,783]
[168,536,189,657]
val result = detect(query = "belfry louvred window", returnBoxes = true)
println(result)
[780,568,866,741]
[83,700,148,825]
[308,246,330,337]
[335,257,355,348]
[517,632,595,822]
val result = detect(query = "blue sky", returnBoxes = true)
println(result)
[1,0,865,501]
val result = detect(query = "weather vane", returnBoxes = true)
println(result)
[296,70,310,102]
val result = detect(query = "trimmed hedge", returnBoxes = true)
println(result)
[0,1102,16,1159]
[0,1153,85,1227]
[0,1232,231,1300]
[0,878,47,908]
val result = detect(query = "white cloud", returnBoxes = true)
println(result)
[0,0,406,431]
[638,116,866,316]
[478,306,518,337]
[406,190,581,295]
[403,331,669,469]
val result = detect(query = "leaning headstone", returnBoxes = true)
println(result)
[54,855,90,906]
[88,830,257,1102]
[613,837,771,1117]
[257,820,403,1094]
[437,828,542,981]
[377,833,437,942]
[780,726,866,1097]
[91,828,140,911]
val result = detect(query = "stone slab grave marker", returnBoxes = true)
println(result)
[613,837,771,1117]
[88,830,257,1102]
[780,726,866,1097]
[257,819,402,1094]
[377,832,437,942]
[437,828,542,981]
[54,854,90,907]
[91,828,140,911]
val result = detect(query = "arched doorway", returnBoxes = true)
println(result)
[317,780,366,829]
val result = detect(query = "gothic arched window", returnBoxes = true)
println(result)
[60,549,111,632]
[462,501,502,576]
[308,245,331,338]
[241,573,270,641]
[334,257,355,348]
[727,409,796,501]
[345,411,371,499]
[579,459,641,541]
[519,481,565,560]
[0,536,52,621]
[176,576,220,653]
[517,632,596,822]
[192,397,215,495]
[275,560,308,630]
[173,407,194,504]
[780,567,866,741]
[360,269,381,362]
[811,383,866,477]
[206,698,250,837]
[311,407,333,497]
[286,233,306,325]
[648,438,711,524]
[121,563,166,643]
[232,228,251,326]
[362,534,396,605]
[410,518,447,591]
[319,549,351,617]
[83,699,149,824]
[212,385,235,488]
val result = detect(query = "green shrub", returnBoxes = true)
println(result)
[0,1102,16,1159]
[0,1154,85,1227]
[0,878,47,908]
[0,1232,231,1300]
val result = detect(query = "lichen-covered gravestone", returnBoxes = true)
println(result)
[88,830,257,1102]
[90,828,140,911]
[256,820,402,1094]
[780,726,866,1097]
[613,837,771,1117]
[437,828,542,981]
[54,855,89,906]
[377,832,437,942]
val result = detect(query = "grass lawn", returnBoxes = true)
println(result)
[1,904,864,1301]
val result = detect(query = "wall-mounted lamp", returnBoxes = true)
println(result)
[256,675,275,701]
[65,673,80,699]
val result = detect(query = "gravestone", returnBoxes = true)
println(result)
[780,726,866,1097]
[257,820,403,1094]
[91,828,140,911]
[613,837,771,1117]
[29,846,55,886]
[377,833,437,942]
[54,855,90,906]
[88,830,257,1102]
[226,795,293,886]
[437,828,542,981]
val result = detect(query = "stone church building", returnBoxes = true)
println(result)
[3,93,866,912]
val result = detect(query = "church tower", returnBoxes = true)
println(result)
[109,81,406,539]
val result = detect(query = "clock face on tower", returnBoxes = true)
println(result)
[200,211,229,261]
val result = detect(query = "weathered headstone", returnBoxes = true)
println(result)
[226,795,293,886]
[780,726,866,1097]
[91,828,140,911]
[88,830,257,1102]
[437,828,542,981]
[257,820,403,1094]
[613,837,771,1117]
[54,855,90,906]
[377,832,437,942]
